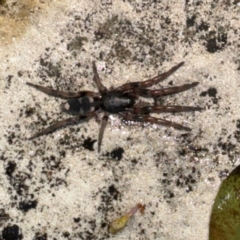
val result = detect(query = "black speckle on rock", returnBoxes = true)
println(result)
[163,190,175,203]
[73,217,80,223]
[207,87,217,97]
[101,222,107,228]
[5,75,13,89]
[108,184,119,200]
[62,231,70,238]
[19,200,38,212]
[82,137,97,151]
[110,147,124,160]
[236,119,240,129]
[25,107,35,117]
[233,0,240,5]
[186,15,196,27]
[197,21,209,31]
[218,141,236,156]
[7,132,16,145]
[218,133,238,163]
[0,210,10,225]
[2,224,23,240]
[17,71,23,77]
[219,169,229,179]
[6,161,16,177]
[179,148,187,156]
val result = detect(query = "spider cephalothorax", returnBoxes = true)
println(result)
[27,61,201,152]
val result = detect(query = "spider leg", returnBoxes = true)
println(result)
[28,112,95,140]
[115,62,184,91]
[133,82,199,98]
[92,61,108,94]
[26,82,100,99]
[131,105,202,114]
[98,114,109,152]
[120,112,191,131]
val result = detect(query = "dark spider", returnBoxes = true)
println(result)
[26,61,202,152]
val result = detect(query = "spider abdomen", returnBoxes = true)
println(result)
[61,96,100,115]
[101,91,135,113]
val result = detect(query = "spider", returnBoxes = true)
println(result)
[26,61,201,152]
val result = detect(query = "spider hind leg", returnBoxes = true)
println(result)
[131,105,202,114]
[28,113,95,140]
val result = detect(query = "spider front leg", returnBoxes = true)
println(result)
[92,61,108,94]
[28,112,95,140]
[115,62,184,92]
[132,82,199,98]
[26,82,100,99]
[120,112,191,131]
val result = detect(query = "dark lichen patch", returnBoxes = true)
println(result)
[71,212,108,239]
[186,15,196,28]
[19,199,38,212]
[197,21,209,32]
[94,15,119,40]
[5,161,17,177]
[8,171,31,196]
[92,184,122,220]
[108,184,119,201]
[82,137,97,151]
[184,17,228,54]
[62,231,70,238]
[218,140,237,163]
[175,166,201,193]
[184,2,230,54]
[94,14,177,65]
[156,147,202,200]
[33,232,48,240]
[205,31,228,53]
[39,58,61,79]
[67,36,88,51]
[2,224,23,240]
[6,132,16,145]
[0,210,10,227]
[234,119,240,142]
[3,128,67,201]
[110,42,132,63]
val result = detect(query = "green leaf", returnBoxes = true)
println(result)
[209,165,240,240]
